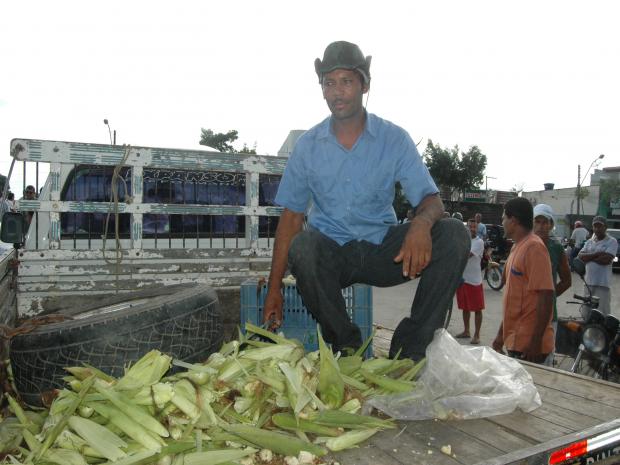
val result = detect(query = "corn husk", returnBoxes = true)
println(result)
[1,323,424,465]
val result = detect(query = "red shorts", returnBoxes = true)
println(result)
[456,283,485,311]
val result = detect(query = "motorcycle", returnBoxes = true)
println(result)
[481,242,504,291]
[555,258,620,382]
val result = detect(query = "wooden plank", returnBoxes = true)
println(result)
[19,247,273,261]
[17,272,255,292]
[12,139,287,174]
[486,410,572,443]
[526,363,620,408]
[17,261,270,277]
[365,426,461,464]
[333,442,420,465]
[535,384,620,421]
[525,402,602,432]
[386,419,506,464]
[447,418,535,453]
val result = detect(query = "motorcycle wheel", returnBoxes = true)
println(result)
[486,266,504,290]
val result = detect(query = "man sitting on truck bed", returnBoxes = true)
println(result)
[263,40,469,360]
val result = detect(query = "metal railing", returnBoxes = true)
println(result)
[9,139,286,253]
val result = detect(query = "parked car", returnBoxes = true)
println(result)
[606,228,620,271]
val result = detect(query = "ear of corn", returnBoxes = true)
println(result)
[271,413,340,437]
[325,428,379,451]
[308,410,395,430]
[115,350,172,391]
[93,380,170,438]
[337,355,362,376]
[68,415,127,461]
[183,448,257,465]
[3,323,420,464]
[89,403,163,451]
[43,447,89,465]
[5,394,39,434]
[358,369,414,393]
[316,327,344,409]
[221,424,327,457]
[354,328,375,358]
[100,448,158,465]
[35,375,96,462]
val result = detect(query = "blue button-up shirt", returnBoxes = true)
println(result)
[275,113,438,245]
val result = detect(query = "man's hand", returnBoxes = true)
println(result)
[394,218,432,277]
[263,288,284,330]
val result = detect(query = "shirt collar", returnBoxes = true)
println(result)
[593,233,609,242]
[317,111,377,140]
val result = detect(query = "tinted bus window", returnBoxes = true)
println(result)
[143,169,246,237]
[61,165,131,238]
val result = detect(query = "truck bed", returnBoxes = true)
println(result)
[331,329,620,465]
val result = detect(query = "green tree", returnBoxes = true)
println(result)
[392,182,411,220]
[199,128,257,154]
[598,178,620,216]
[423,140,487,199]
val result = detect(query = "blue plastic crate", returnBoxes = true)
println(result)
[240,278,373,358]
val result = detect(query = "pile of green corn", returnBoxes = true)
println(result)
[0,323,424,465]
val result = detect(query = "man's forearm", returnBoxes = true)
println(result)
[532,290,553,347]
[411,194,444,227]
[593,253,614,265]
[555,255,572,297]
[267,209,304,292]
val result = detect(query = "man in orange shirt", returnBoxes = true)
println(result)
[492,198,554,364]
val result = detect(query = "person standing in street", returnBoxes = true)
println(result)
[475,212,486,240]
[532,204,572,365]
[570,220,589,266]
[492,197,554,364]
[577,216,618,316]
[455,218,485,344]
[20,185,37,227]
[263,40,469,360]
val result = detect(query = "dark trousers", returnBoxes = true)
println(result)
[288,218,470,359]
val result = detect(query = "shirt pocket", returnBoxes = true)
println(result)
[307,172,340,211]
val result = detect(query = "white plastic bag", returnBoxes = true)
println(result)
[365,329,542,420]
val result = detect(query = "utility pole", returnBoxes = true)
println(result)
[485,176,496,203]
[576,164,581,216]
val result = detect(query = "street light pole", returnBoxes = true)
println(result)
[576,154,605,217]
[576,164,581,216]
[485,176,496,203]
[103,119,116,145]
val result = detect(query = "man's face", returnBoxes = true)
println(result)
[468,220,477,238]
[593,222,607,240]
[502,213,514,239]
[24,188,35,199]
[533,216,552,239]
[321,69,367,121]
[475,213,482,224]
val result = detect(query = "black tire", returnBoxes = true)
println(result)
[486,266,504,290]
[10,284,222,406]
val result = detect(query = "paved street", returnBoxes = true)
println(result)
[373,269,620,349]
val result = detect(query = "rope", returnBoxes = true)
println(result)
[102,146,132,294]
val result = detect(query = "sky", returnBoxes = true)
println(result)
[1,0,618,195]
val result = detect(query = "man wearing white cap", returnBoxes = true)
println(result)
[578,216,618,315]
[533,204,572,365]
